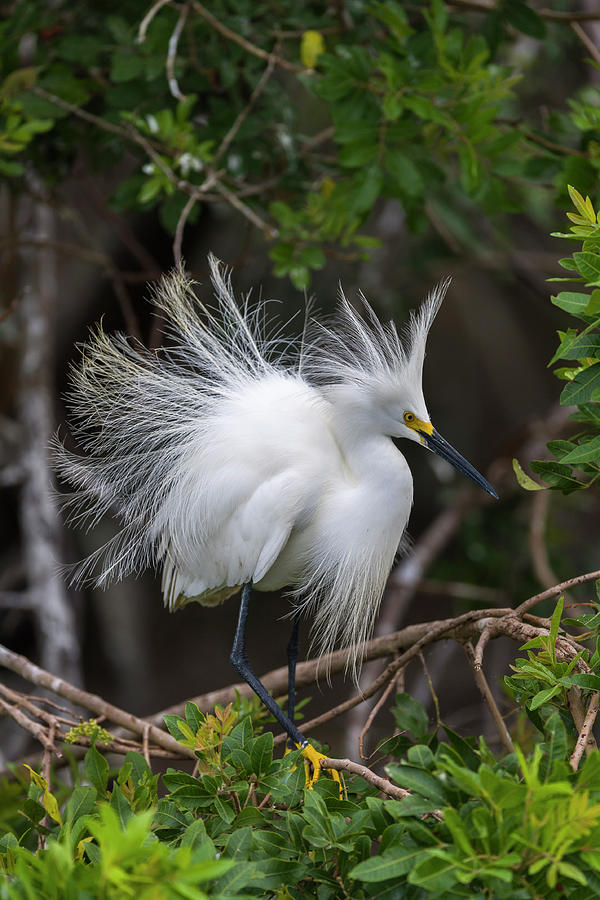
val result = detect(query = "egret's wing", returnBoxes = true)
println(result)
[160,469,305,611]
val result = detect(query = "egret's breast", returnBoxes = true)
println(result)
[256,438,413,593]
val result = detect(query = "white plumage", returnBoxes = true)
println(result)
[56,255,495,680]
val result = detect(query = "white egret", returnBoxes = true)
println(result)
[56,255,497,787]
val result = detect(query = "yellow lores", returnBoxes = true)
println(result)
[403,411,434,441]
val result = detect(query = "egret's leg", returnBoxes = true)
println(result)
[286,615,300,744]
[231,583,304,746]
[230,583,342,794]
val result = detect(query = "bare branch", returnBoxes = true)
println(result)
[166,4,189,101]
[464,642,515,755]
[213,51,278,166]
[213,181,277,237]
[138,0,173,43]
[570,692,600,771]
[514,570,600,617]
[358,664,403,761]
[0,643,194,760]
[0,697,56,753]
[571,21,600,66]
[529,491,559,591]
[173,194,196,265]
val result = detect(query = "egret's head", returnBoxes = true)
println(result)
[398,403,498,498]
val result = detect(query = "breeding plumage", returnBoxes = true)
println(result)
[56,256,496,785]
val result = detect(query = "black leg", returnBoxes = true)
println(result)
[231,583,306,748]
[286,615,300,748]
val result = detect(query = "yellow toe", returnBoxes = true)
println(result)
[297,742,345,798]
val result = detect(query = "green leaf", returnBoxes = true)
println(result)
[111,51,145,83]
[543,711,567,763]
[349,164,383,214]
[561,435,600,464]
[249,732,273,775]
[386,152,423,197]
[65,786,97,824]
[299,247,326,270]
[184,702,204,733]
[392,693,429,741]
[84,744,109,796]
[530,459,585,491]
[213,796,235,825]
[513,458,545,491]
[550,596,564,646]
[0,158,24,176]
[42,789,63,826]
[561,673,600,690]
[351,846,426,882]
[190,858,236,883]
[558,331,600,361]
[503,0,546,36]
[409,851,460,892]
[530,685,562,709]
[560,363,600,405]
[154,799,191,831]
[289,265,310,290]
[574,251,600,284]
[442,727,480,771]
[110,784,133,828]
[551,292,594,318]
[407,744,434,769]
[386,765,446,805]
[568,185,596,222]
[138,177,163,204]
[584,291,600,316]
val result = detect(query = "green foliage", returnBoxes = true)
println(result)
[3,654,600,900]
[1,2,599,284]
[64,717,113,746]
[515,186,600,493]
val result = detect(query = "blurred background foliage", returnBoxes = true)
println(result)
[0,0,599,763]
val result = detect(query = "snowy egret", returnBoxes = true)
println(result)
[56,255,497,787]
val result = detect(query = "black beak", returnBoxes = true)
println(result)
[422,429,498,499]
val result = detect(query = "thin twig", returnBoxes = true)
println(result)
[514,570,600,617]
[320,757,443,818]
[0,643,194,759]
[358,663,403,761]
[166,4,189,101]
[138,0,173,43]
[571,22,600,67]
[191,1,303,72]
[570,692,600,771]
[419,650,441,729]
[464,642,515,755]
[473,618,496,669]
[0,697,56,752]
[213,181,277,237]
[213,51,278,166]
[173,194,196,265]
[529,491,559,590]
[142,724,151,767]
[41,722,55,785]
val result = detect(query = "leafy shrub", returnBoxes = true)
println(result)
[3,658,600,900]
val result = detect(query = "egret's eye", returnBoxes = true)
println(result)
[403,411,415,425]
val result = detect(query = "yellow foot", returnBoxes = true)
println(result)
[298,742,345,798]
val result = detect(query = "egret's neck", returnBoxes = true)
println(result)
[324,383,401,480]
